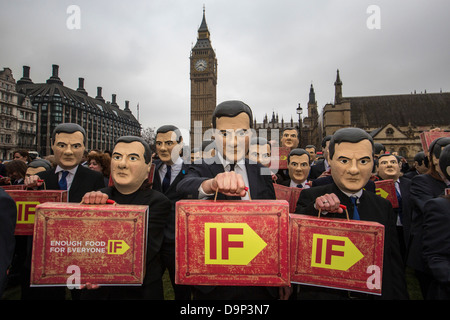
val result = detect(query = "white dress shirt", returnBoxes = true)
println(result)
[198,153,250,200]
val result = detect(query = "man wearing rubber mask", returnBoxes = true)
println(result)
[81,136,171,300]
[178,100,275,201]
[24,123,104,202]
[295,127,408,300]
[177,100,285,300]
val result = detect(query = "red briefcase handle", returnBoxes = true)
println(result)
[317,204,349,220]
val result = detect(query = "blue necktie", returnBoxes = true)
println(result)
[297,184,303,188]
[58,171,69,190]
[350,196,360,220]
[395,184,403,223]
[162,165,171,192]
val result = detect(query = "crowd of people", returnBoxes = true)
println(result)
[1,100,449,301]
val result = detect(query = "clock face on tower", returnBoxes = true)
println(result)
[195,59,207,71]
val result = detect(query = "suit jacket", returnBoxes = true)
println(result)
[407,174,447,272]
[308,158,326,180]
[152,159,190,243]
[37,164,105,202]
[176,156,276,201]
[311,175,376,193]
[295,182,408,299]
[397,176,412,245]
[0,188,17,297]
[175,156,277,299]
[422,196,450,299]
[403,170,419,179]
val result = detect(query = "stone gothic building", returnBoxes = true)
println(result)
[321,70,450,161]
[16,64,141,156]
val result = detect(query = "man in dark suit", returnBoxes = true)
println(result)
[295,127,408,300]
[25,123,105,202]
[152,124,191,300]
[0,188,16,298]
[22,123,104,299]
[308,135,332,180]
[278,148,311,189]
[404,151,429,179]
[376,153,412,264]
[422,144,450,299]
[81,136,171,299]
[177,100,287,300]
[408,137,450,299]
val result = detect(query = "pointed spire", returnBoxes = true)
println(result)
[334,69,342,86]
[198,5,210,38]
[309,83,316,104]
[334,69,343,104]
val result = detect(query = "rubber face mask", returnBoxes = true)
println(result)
[377,155,401,180]
[111,141,150,194]
[281,129,299,149]
[248,143,271,167]
[288,154,311,185]
[156,131,183,165]
[214,112,251,163]
[51,131,85,170]
[330,140,373,194]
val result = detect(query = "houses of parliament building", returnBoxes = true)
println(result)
[1,9,449,161]
[189,10,450,162]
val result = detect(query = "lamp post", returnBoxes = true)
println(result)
[296,103,302,147]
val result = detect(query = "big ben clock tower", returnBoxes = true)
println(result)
[190,7,217,146]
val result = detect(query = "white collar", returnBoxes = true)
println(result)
[341,188,363,199]
[55,165,78,175]
[217,153,245,170]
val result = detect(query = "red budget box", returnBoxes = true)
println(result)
[30,202,148,286]
[5,190,68,235]
[375,179,399,208]
[273,183,303,213]
[1,185,25,190]
[420,131,450,156]
[175,199,290,287]
[290,213,384,295]
[271,147,290,170]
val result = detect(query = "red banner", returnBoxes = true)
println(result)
[30,202,148,286]
[290,214,384,295]
[374,179,399,208]
[175,199,290,287]
[271,147,290,170]
[5,190,68,235]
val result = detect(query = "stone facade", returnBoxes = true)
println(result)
[189,9,218,147]
[16,65,141,156]
[0,67,36,159]
[320,70,450,161]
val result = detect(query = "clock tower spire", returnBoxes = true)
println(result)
[190,6,218,147]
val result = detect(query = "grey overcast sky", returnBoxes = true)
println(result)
[1,0,449,139]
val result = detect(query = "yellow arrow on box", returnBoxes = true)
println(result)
[204,223,267,265]
[311,234,364,271]
[107,240,130,255]
[375,187,389,199]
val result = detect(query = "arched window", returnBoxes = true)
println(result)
[385,128,394,137]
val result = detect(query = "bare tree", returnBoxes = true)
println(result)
[141,127,156,147]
